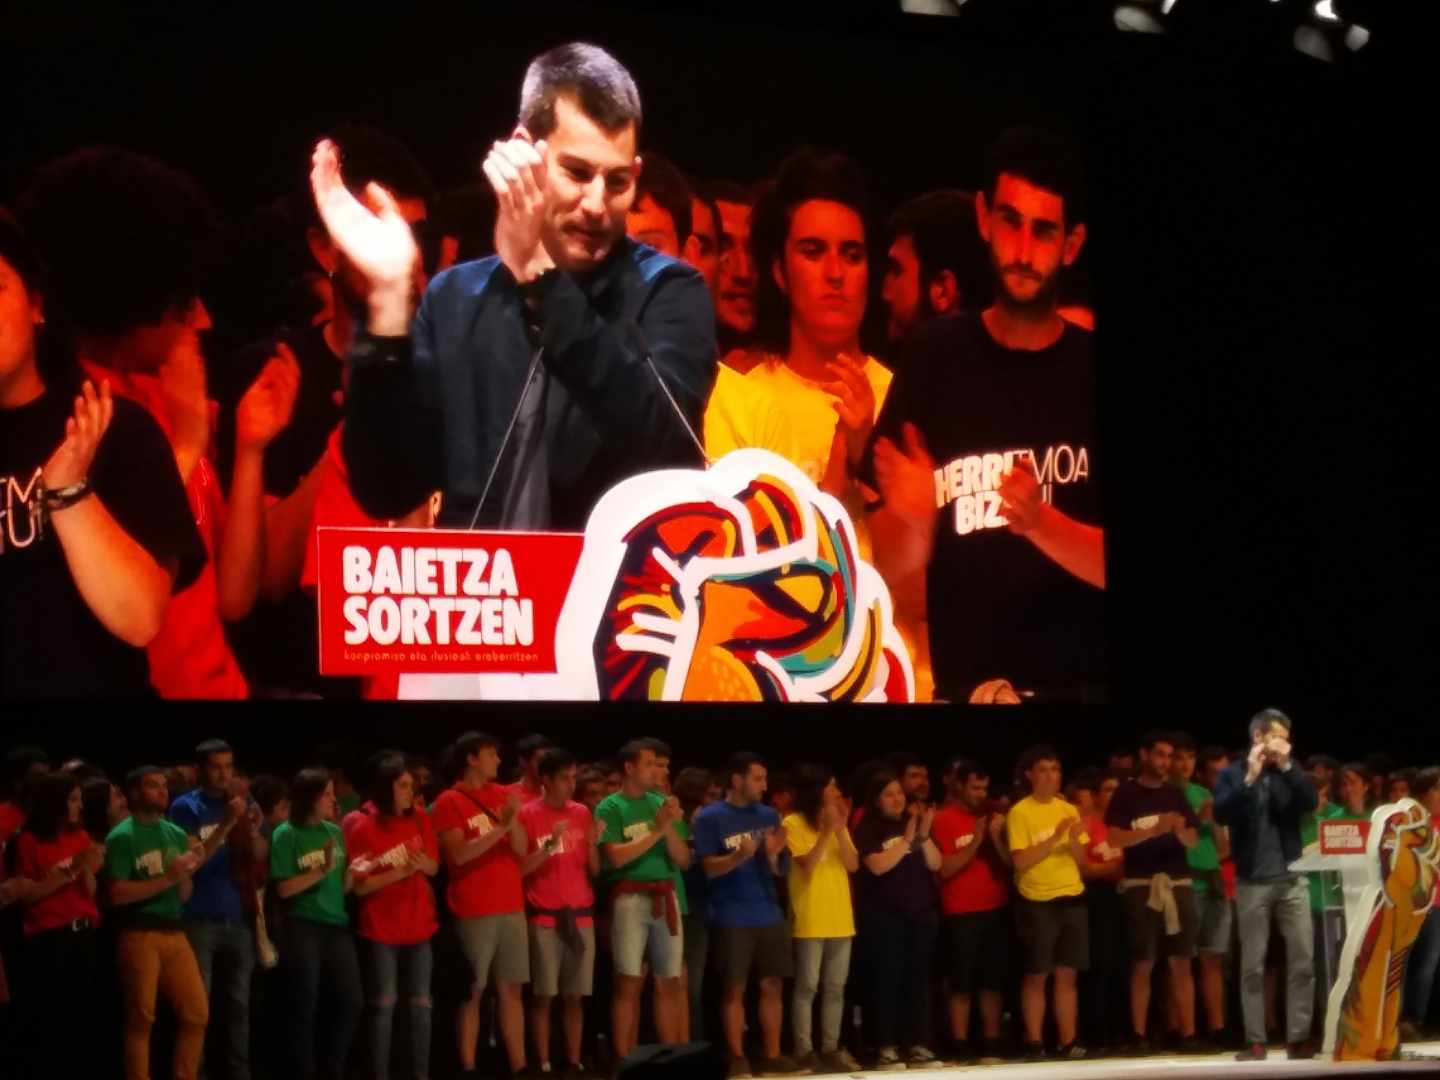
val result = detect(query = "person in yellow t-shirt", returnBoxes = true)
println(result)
[702,148,892,503]
[1006,746,1090,1061]
[783,765,862,1075]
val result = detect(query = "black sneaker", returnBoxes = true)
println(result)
[872,1047,907,1071]
[756,1054,810,1076]
[1123,1036,1154,1057]
[944,1039,973,1065]
[1020,1041,1047,1062]
[1055,1042,1087,1061]
[1235,1043,1267,1061]
[728,1055,754,1079]
[1176,1036,1208,1055]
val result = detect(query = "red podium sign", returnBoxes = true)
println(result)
[1319,818,1370,855]
[315,528,583,676]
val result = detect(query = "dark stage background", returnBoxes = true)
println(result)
[4,2,1435,776]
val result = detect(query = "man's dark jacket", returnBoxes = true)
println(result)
[1212,757,1318,880]
[343,239,717,529]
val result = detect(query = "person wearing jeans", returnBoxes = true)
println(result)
[169,739,264,1080]
[784,763,862,1075]
[347,753,440,1080]
[270,769,363,1080]
[1213,708,1319,1062]
[854,769,941,1071]
[106,766,209,1080]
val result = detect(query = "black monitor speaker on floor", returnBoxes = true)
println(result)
[615,1041,725,1079]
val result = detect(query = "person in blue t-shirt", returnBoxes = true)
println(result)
[694,752,803,1077]
[168,738,265,1080]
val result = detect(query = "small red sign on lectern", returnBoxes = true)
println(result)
[316,528,584,676]
[1320,819,1370,855]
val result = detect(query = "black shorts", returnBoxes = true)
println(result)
[1015,896,1089,974]
[1122,881,1199,961]
[714,921,793,984]
[943,909,1011,994]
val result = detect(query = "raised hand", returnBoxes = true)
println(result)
[919,805,936,838]
[735,833,760,860]
[873,421,936,527]
[501,792,523,827]
[225,796,247,825]
[42,380,114,490]
[821,353,877,467]
[310,139,419,334]
[904,810,919,844]
[481,128,553,284]
[320,839,336,875]
[655,796,683,830]
[988,812,1007,845]
[997,454,1043,534]
[236,344,300,453]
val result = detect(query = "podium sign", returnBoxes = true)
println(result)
[316,529,583,676]
[1319,818,1370,855]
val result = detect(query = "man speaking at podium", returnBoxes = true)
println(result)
[311,42,717,532]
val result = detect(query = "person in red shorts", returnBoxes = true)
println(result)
[430,731,528,1076]
[348,752,439,1080]
[931,757,1011,1065]
[519,748,600,1076]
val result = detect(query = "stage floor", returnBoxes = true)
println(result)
[808,1041,1440,1078]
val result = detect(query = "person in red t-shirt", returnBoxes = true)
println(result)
[430,731,529,1075]
[348,752,439,1080]
[13,772,106,1073]
[519,748,600,1076]
[931,758,1012,1064]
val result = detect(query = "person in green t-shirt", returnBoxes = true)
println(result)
[595,740,691,1060]
[106,765,209,1080]
[1172,737,1232,1043]
[269,767,364,1080]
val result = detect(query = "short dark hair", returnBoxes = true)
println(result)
[367,753,412,817]
[455,731,500,761]
[1363,752,1395,777]
[981,125,1087,229]
[1389,767,1418,789]
[726,751,766,789]
[634,150,693,247]
[751,147,873,355]
[1069,766,1102,795]
[947,757,988,787]
[196,739,234,768]
[1019,744,1061,775]
[125,765,164,796]
[1170,731,1199,753]
[3,746,51,796]
[81,777,118,841]
[20,147,219,336]
[1306,754,1340,773]
[519,42,641,142]
[1138,730,1176,754]
[24,771,81,841]
[539,748,577,779]
[289,768,332,824]
[704,179,761,208]
[516,734,554,762]
[640,737,673,760]
[619,740,655,766]
[1412,767,1440,801]
[1249,708,1293,741]
[249,774,289,816]
[888,190,988,311]
[1199,746,1230,770]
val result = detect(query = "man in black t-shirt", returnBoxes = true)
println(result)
[1103,731,1202,1054]
[865,126,1105,703]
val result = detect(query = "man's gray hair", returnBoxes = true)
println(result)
[519,42,642,142]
